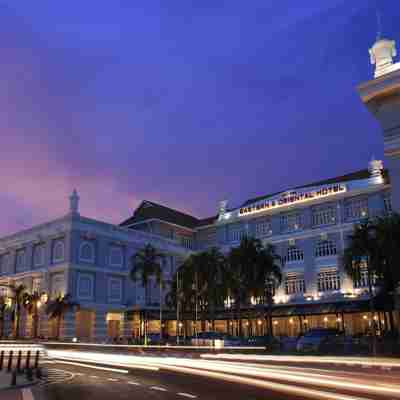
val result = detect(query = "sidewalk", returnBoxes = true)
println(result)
[0,371,37,400]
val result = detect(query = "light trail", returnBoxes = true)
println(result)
[48,349,400,399]
[200,353,400,369]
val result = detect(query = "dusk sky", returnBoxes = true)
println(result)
[1,1,399,236]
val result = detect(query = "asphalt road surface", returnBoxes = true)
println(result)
[33,362,306,400]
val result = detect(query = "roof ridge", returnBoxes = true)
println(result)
[138,200,200,221]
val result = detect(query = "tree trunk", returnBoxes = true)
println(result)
[15,304,21,339]
[57,316,62,340]
[367,266,377,356]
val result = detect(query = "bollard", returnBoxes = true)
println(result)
[36,367,42,380]
[34,350,40,369]
[0,350,4,371]
[25,350,31,371]
[26,367,33,382]
[7,350,13,372]
[11,370,17,386]
[16,351,22,374]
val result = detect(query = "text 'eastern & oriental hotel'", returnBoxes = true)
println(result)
[1,35,400,341]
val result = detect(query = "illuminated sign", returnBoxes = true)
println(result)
[239,184,346,216]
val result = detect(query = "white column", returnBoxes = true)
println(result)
[61,310,76,340]
[121,312,131,338]
[92,309,107,342]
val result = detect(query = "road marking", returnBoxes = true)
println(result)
[381,366,391,370]
[128,381,141,386]
[108,378,119,382]
[54,360,128,374]
[90,375,98,378]
[177,393,197,398]
[22,388,35,400]
[150,386,167,392]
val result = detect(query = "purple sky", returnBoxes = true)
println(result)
[0,1,399,236]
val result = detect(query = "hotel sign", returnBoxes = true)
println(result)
[239,184,346,217]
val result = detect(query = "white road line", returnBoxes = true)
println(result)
[150,386,167,392]
[54,360,128,374]
[177,393,197,398]
[90,375,98,378]
[108,378,118,382]
[22,388,35,400]
[128,381,141,386]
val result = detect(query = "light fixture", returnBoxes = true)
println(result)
[36,300,42,308]
[324,317,328,322]
[273,320,278,326]
[178,322,183,328]
[373,315,378,321]
[289,318,293,324]
[40,292,48,304]
[336,317,341,322]
[363,315,368,320]
[257,320,262,326]
[303,319,308,324]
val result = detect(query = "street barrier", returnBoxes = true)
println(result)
[0,343,46,388]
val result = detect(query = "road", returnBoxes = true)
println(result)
[34,361,302,400]
[30,349,400,400]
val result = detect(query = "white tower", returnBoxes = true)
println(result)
[358,35,400,211]
[69,189,80,216]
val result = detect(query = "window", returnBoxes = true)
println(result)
[254,218,272,237]
[318,268,341,292]
[315,240,337,258]
[0,253,10,275]
[109,246,123,267]
[77,273,94,300]
[285,273,306,295]
[344,197,368,221]
[53,240,65,263]
[80,241,95,263]
[15,249,26,272]
[353,264,376,288]
[108,277,122,303]
[229,225,246,242]
[284,246,304,263]
[383,194,392,214]
[180,237,193,249]
[312,205,337,226]
[33,244,45,267]
[280,212,302,232]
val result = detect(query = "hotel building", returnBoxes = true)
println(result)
[1,36,400,341]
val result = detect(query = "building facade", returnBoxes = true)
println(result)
[0,191,190,341]
[1,35,400,341]
[120,160,396,338]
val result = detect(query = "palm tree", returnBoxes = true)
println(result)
[227,237,260,336]
[166,248,228,335]
[130,244,165,342]
[228,237,282,337]
[3,284,27,339]
[45,294,78,339]
[23,291,41,339]
[0,295,9,338]
[258,244,282,338]
[343,219,379,353]
[372,214,400,334]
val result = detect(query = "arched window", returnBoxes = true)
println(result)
[109,246,123,267]
[284,246,304,263]
[53,240,65,263]
[315,240,337,258]
[33,244,45,267]
[80,241,95,263]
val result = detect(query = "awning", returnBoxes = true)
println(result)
[272,300,370,317]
